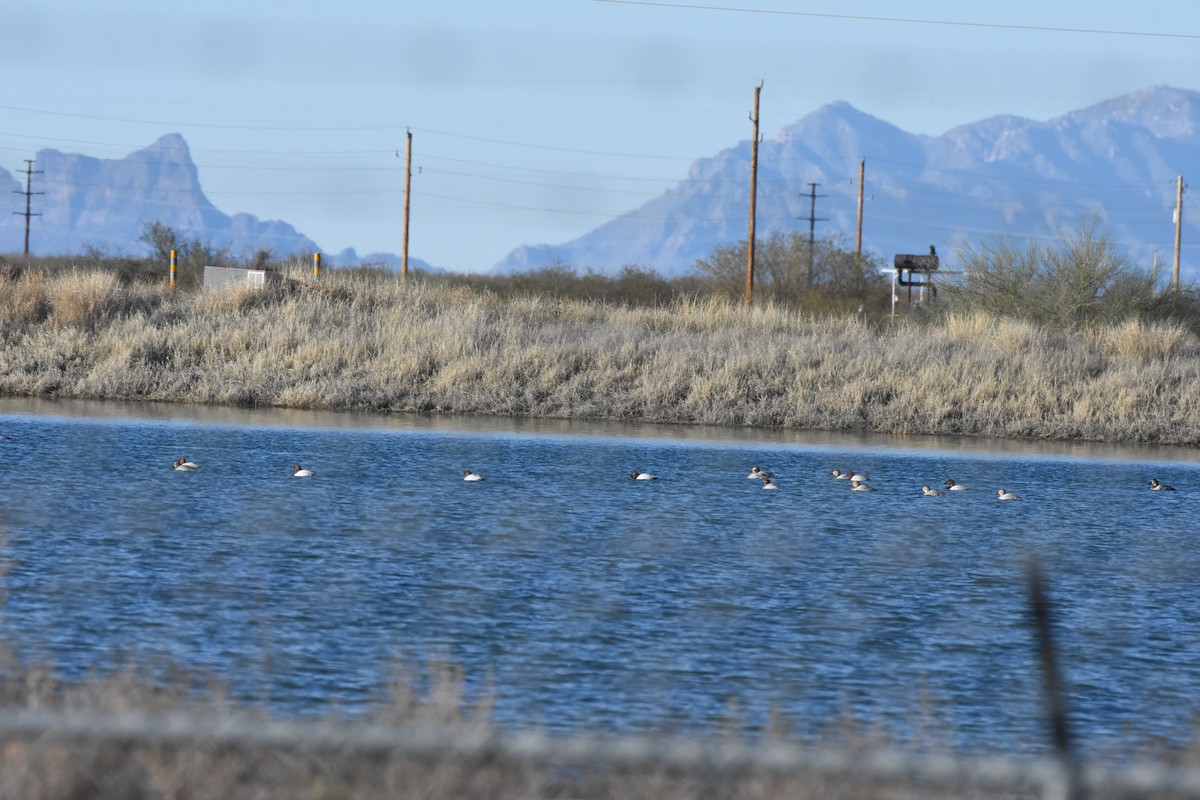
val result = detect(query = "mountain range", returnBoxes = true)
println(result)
[497,84,1200,280]
[2,85,1197,280]
[0,133,423,270]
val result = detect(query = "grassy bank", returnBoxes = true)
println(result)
[0,649,1185,800]
[1,266,1199,445]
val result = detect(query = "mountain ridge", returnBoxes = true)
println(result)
[0,134,431,270]
[3,85,1197,280]
[493,84,1200,281]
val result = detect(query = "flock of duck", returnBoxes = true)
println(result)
[171,457,1178,497]
[747,466,1029,499]
[743,466,1175,499]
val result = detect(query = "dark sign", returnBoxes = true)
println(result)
[894,254,939,271]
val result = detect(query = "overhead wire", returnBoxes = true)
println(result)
[591,0,1200,40]
[0,14,1188,264]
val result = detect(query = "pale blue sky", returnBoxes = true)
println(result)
[2,1,1197,271]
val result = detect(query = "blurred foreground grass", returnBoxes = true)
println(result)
[0,648,1197,800]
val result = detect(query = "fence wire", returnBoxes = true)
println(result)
[2,710,1200,799]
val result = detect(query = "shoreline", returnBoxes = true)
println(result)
[1,395,1197,467]
[1,269,1198,448]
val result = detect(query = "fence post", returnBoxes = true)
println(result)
[169,249,176,288]
[313,252,321,278]
[1027,559,1086,800]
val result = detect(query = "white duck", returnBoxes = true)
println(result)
[292,464,316,478]
[630,471,658,481]
[463,470,485,482]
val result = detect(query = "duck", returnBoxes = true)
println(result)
[761,478,779,490]
[922,485,946,497]
[292,464,316,478]
[850,480,874,492]
[997,488,1021,500]
[943,479,969,491]
[630,470,658,480]
[847,470,870,482]
[831,469,852,479]
[173,458,199,471]
[1148,478,1176,491]
[747,466,776,480]
[463,470,485,482]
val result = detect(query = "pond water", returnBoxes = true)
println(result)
[0,397,1197,757]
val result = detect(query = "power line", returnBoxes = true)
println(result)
[592,0,1200,39]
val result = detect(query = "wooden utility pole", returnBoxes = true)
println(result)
[855,159,865,284]
[402,129,413,282]
[745,83,761,307]
[13,159,43,256]
[1173,175,1184,292]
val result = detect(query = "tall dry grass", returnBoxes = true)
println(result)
[0,645,1195,800]
[1,267,1199,444]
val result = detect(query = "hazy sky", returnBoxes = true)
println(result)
[3,1,1198,271]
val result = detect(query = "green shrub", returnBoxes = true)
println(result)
[941,217,1161,329]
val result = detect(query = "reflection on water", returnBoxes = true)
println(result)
[2,396,1196,462]
[0,397,1197,757]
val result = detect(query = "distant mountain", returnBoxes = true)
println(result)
[0,133,431,270]
[493,85,1200,281]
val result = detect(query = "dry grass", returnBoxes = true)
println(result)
[1,268,1199,444]
[0,648,1195,800]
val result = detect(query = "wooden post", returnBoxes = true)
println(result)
[313,252,321,278]
[1028,560,1087,800]
[403,129,413,282]
[745,83,761,308]
[169,249,176,288]
[1173,175,1184,292]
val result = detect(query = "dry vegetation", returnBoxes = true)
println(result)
[4,253,1200,795]
[0,648,1196,800]
[0,264,1197,444]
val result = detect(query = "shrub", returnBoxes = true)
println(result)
[693,232,890,313]
[941,216,1158,328]
[47,270,120,329]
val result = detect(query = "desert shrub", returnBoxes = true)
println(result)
[0,271,51,329]
[693,232,890,314]
[47,271,121,329]
[136,221,238,290]
[434,262,700,306]
[941,217,1160,328]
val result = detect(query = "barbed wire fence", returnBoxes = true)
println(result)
[1,709,1200,799]
[2,560,1198,799]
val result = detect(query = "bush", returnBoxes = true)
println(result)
[941,217,1161,329]
[693,232,890,314]
[433,262,702,306]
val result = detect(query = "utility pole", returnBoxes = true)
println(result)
[13,159,43,256]
[745,82,762,307]
[1173,175,1185,292]
[804,181,827,285]
[854,159,865,286]
[402,129,413,282]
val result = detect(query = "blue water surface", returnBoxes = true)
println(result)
[0,398,1198,757]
